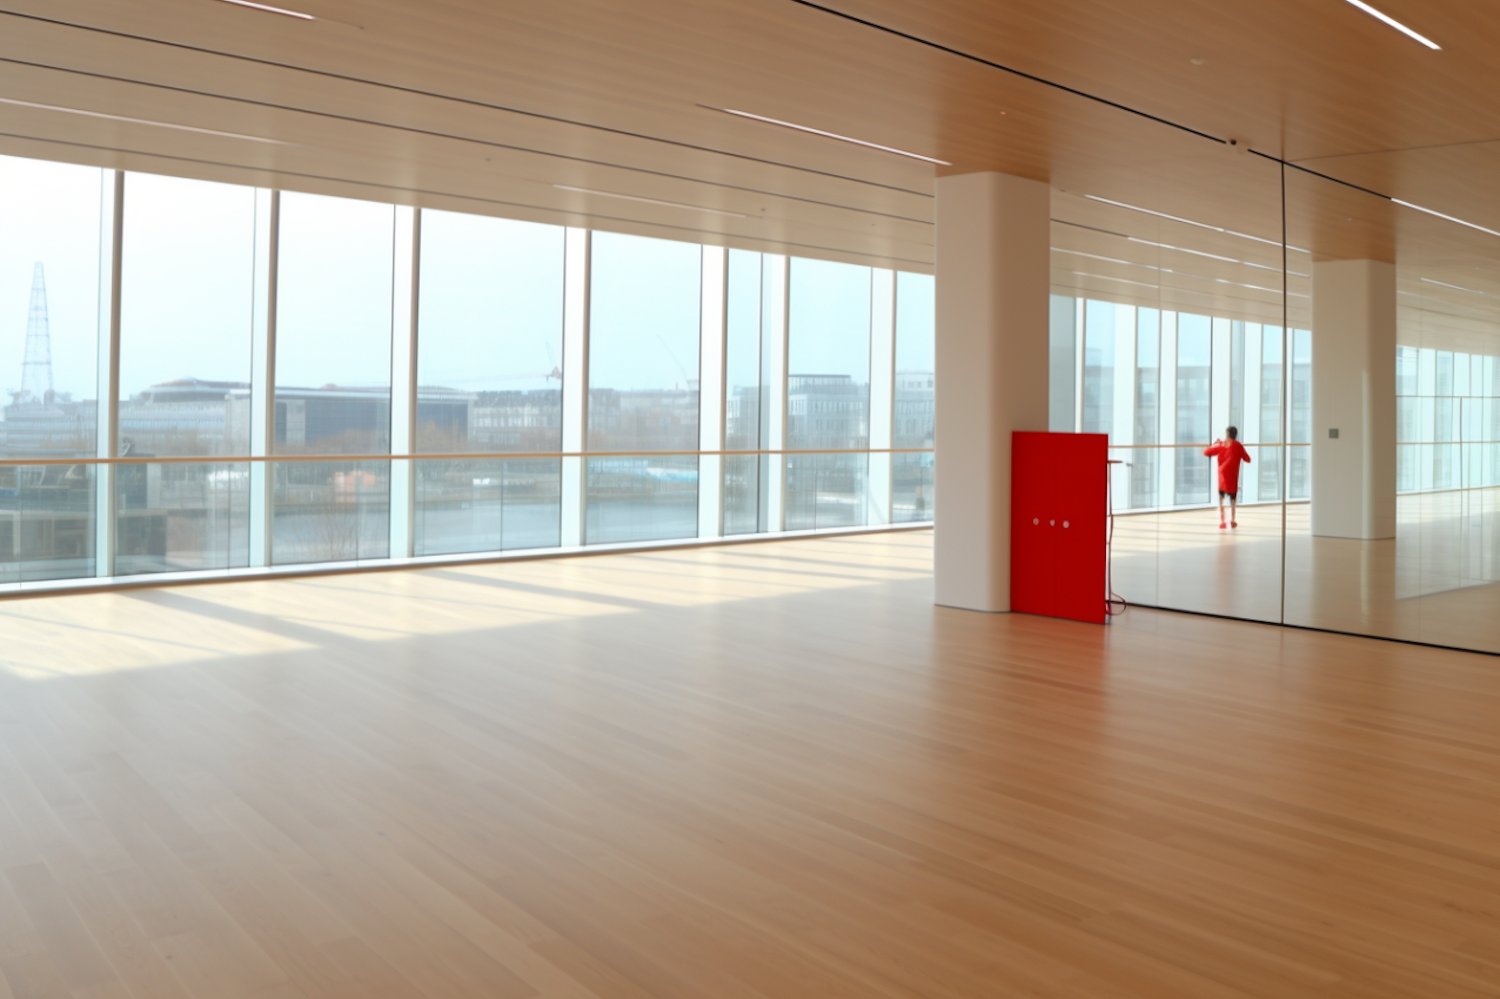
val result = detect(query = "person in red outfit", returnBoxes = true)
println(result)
[1204,427,1251,529]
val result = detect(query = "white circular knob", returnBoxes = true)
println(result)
[1049,520,1055,526]
[1033,518,1039,525]
[1063,521,1070,528]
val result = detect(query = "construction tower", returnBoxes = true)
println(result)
[21,261,53,405]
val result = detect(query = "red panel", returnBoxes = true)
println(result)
[1010,432,1055,617]
[1052,434,1108,624]
[1011,432,1108,625]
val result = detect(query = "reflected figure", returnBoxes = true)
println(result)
[1205,427,1252,530]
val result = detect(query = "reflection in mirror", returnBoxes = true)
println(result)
[1049,154,1287,624]
[1284,163,1500,653]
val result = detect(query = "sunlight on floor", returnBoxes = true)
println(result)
[0,532,935,681]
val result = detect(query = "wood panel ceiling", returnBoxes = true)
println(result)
[1,0,1499,348]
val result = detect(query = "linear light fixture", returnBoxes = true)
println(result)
[1339,0,1440,49]
[214,0,316,19]
[1421,277,1487,296]
[0,97,289,144]
[554,185,748,218]
[1127,236,1309,277]
[1394,199,1500,239]
[707,107,951,165]
[1056,250,1308,297]
[1082,195,1310,253]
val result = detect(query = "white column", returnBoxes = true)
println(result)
[248,190,277,567]
[867,268,895,526]
[761,254,787,532]
[698,247,726,539]
[94,170,123,578]
[934,171,1051,613]
[560,228,589,547]
[1311,259,1397,539]
[388,206,418,559]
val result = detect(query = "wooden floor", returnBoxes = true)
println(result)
[0,531,1496,999]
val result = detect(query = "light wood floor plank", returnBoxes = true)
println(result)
[0,531,1494,998]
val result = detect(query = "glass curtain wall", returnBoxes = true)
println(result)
[893,272,935,523]
[116,174,256,575]
[0,157,105,583]
[585,232,702,544]
[272,192,394,565]
[415,210,564,555]
[786,257,871,531]
[724,248,764,535]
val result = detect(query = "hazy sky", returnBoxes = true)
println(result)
[895,270,935,374]
[0,156,104,403]
[789,257,871,380]
[119,172,258,396]
[2,155,926,411]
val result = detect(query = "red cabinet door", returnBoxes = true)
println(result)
[1052,434,1108,624]
[1011,432,1107,624]
[1010,433,1056,617]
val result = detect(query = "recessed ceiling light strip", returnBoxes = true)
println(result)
[1393,199,1500,239]
[1421,277,1488,296]
[0,96,288,143]
[213,0,316,19]
[554,185,749,218]
[707,107,950,165]
[1339,0,1440,50]
[1082,195,1310,253]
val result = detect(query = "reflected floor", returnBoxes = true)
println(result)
[1114,489,1500,652]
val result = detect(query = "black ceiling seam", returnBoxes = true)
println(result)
[0,128,936,268]
[0,54,934,226]
[0,8,933,198]
[786,0,1402,203]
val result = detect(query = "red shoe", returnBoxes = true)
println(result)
[1231,521,1238,529]
[1219,522,1226,529]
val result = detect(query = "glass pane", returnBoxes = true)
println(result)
[724,249,762,535]
[0,156,105,461]
[414,457,561,555]
[722,453,760,536]
[271,460,389,564]
[585,455,697,544]
[1048,295,1079,432]
[785,453,867,531]
[116,462,250,575]
[119,174,257,458]
[892,452,933,523]
[0,463,95,583]
[587,233,700,452]
[787,258,871,452]
[894,272,935,449]
[417,211,564,453]
[274,193,394,456]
